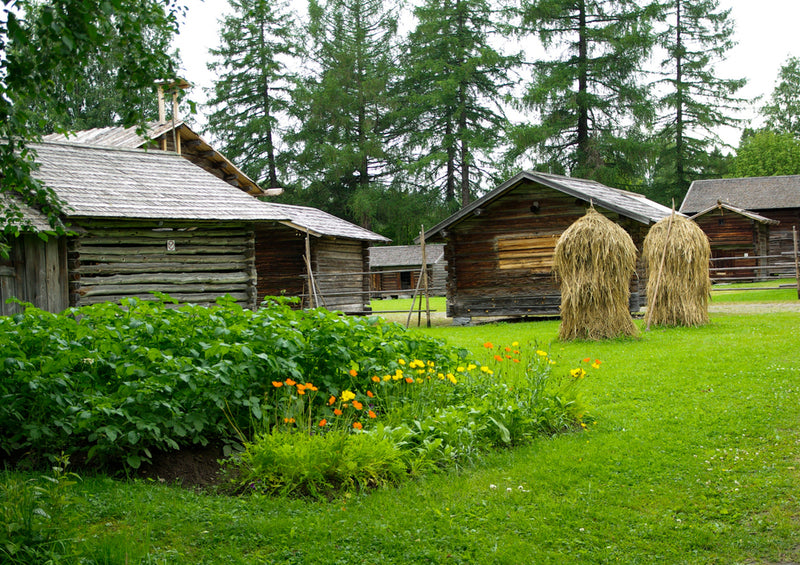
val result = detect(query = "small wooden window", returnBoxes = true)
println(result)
[497,235,558,273]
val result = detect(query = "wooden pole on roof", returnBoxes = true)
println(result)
[793,225,799,300]
[645,204,676,331]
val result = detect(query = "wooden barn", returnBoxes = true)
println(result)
[369,244,446,298]
[0,141,289,316]
[423,171,674,322]
[688,202,779,280]
[680,175,800,257]
[43,124,390,314]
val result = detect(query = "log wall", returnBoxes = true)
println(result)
[313,238,371,314]
[0,235,68,315]
[442,181,646,319]
[254,225,306,306]
[693,209,767,279]
[757,208,800,257]
[69,219,258,309]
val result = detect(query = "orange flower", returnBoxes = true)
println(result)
[366,390,374,398]
[368,410,377,419]
[512,359,520,363]
[297,388,305,395]
[595,359,602,365]
[505,347,511,352]
[319,419,327,427]
[285,378,296,386]
[352,400,363,410]
[283,417,295,424]
[349,369,358,377]
[272,381,283,388]
[353,422,363,430]
[371,375,380,383]
[483,342,494,349]
[582,358,591,364]
[494,355,503,362]
[334,408,343,416]
[328,396,336,405]
[404,377,414,384]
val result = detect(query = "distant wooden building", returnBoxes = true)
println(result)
[424,171,674,322]
[369,244,446,298]
[1,142,288,316]
[689,202,779,280]
[680,175,800,257]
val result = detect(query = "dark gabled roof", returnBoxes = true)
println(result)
[23,142,289,223]
[424,171,674,240]
[369,244,444,268]
[680,175,800,214]
[689,201,780,225]
[44,121,264,196]
[269,203,390,243]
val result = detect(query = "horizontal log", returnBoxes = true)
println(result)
[76,291,251,306]
[79,282,250,297]
[80,272,251,286]
[81,228,251,239]
[77,253,249,264]
[80,236,250,247]
[76,245,249,256]
[76,261,250,275]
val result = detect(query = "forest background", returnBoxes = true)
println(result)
[3,0,800,246]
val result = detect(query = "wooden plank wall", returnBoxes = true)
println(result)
[0,235,68,315]
[444,182,646,318]
[313,238,370,313]
[254,225,307,307]
[759,209,800,257]
[69,219,257,309]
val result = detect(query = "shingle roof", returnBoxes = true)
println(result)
[689,201,780,225]
[269,202,390,242]
[424,171,674,240]
[0,192,57,232]
[370,244,444,268]
[29,142,289,222]
[680,176,800,213]
[44,121,263,196]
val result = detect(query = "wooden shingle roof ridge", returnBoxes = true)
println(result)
[689,200,780,225]
[423,170,675,240]
[28,141,290,222]
[369,244,445,268]
[680,175,800,214]
[266,202,390,242]
[43,121,264,196]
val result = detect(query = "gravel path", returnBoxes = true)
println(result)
[707,301,800,314]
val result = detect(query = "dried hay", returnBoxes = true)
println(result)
[642,213,711,327]
[553,207,639,341]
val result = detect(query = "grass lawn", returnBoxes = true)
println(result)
[711,278,799,303]
[5,311,800,564]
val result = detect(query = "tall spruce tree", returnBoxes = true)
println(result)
[286,0,397,227]
[512,0,655,186]
[650,0,745,204]
[206,0,297,189]
[393,0,520,206]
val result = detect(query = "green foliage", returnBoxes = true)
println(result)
[206,0,298,189]
[0,456,80,564]
[649,0,745,203]
[761,56,800,136]
[732,130,800,177]
[513,0,655,184]
[0,295,473,468]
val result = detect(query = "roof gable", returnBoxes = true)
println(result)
[425,171,673,239]
[268,202,390,243]
[680,175,800,213]
[689,201,780,225]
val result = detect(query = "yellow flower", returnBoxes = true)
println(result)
[438,373,445,380]
[341,390,356,402]
[512,341,519,347]
[570,368,587,379]
[467,364,476,371]
[383,375,391,381]
[427,361,435,368]
[591,362,601,369]
[398,359,406,366]
[457,366,465,372]
[536,350,548,357]
[447,374,457,384]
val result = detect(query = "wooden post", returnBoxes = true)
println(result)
[405,265,426,328]
[793,225,799,300]
[420,226,431,328]
[645,206,676,331]
[304,231,318,308]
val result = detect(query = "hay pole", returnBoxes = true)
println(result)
[793,225,799,300]
[645,205,676,331]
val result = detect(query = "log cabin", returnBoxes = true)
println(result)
[42,123,390,314]
[1,142,388,316]
[680,175,800,258]
[423,171,674,322]
[688,202,779,281]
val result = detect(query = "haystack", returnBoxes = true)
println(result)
[642,213,711,327]
[553,207,639,341]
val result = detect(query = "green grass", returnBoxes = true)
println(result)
[711,278,799,303]
[4,312,800,564]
